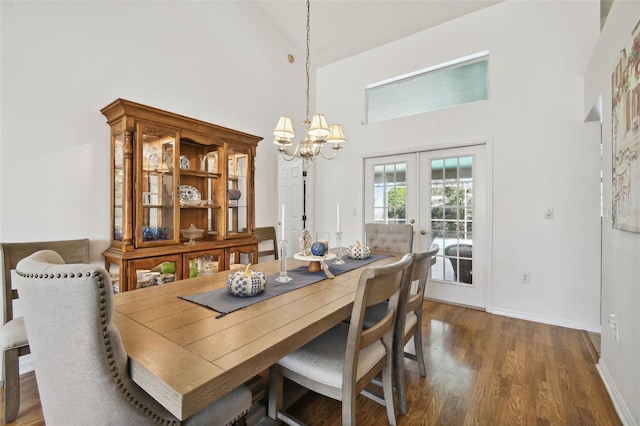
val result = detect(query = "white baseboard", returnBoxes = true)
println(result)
[489,307,601,333]
[597,359,636,426]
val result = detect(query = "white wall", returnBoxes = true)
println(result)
[0,0,300,376]
[0,1,301,252]
[314,1,602,330]
[2,1,636,422]
[585,1,640,424]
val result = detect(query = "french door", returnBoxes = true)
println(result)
[364,144,490,309]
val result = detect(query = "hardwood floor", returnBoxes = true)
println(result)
[1,301,620,425]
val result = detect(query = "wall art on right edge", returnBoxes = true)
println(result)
[612,19,640,232]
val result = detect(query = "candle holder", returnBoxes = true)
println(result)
[333,232,345,265]
[274,239,293,283]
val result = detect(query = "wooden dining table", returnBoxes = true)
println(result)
[112,252,397,420]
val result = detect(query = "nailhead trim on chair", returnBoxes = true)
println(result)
[16,269,179,426]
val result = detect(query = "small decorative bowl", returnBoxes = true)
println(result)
[227,264,267,297]
[181,224,204,245]
[347,241,371,259]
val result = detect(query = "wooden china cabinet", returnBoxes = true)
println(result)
[101,99,262,292]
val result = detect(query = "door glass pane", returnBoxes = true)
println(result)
[374,165,384,184]
[372,161,407,224]
[430,155,474,285]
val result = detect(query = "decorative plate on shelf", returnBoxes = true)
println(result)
[179,185,201,202]
[179,155,191,170]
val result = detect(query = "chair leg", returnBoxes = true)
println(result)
[3,348,20,423]
[342,392,356,426]
[393,339,409,415]
[413,321,427,377]
[267,364,282,421]
[381,362,396,426]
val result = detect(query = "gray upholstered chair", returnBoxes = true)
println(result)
[268,253,414,426]
[363,245,439,414]
[364,223,414,253]
[444,243,473,283]
[14,250,251,426]
[2,238,89,423]
[255,226,279,261]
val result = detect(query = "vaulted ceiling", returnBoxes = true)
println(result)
[255,0,505,67]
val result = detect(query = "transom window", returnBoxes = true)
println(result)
[365,51,489,124]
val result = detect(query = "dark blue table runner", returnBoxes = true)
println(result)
[179,253,391,317]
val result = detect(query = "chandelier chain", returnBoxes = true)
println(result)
[272,0,345,164]
[305,0,311,123]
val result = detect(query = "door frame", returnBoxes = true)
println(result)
[362,139,493,311]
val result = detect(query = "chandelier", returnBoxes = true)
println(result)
[272,0,346,164]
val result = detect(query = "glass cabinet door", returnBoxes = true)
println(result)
[183,249,225,278]
[178,140,221,242]
[128,256,181,291]
[206,149,220,237]
[228,148,249,235]
[113,133,125,242]
[136,123,177,247]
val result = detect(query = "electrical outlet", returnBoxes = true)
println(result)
[544,207,554,219]
[521,272,530,283]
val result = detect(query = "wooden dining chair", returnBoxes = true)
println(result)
[255,226,279,262]
[14,249,252,425]
[1,238,89,423]
[268,253,414,426]
[364,223,414,253]
[363,245,439,414]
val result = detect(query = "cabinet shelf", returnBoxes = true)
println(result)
[180,205,221,209]
[180,170,220,178]
[143,167,172,174]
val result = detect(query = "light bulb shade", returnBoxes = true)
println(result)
[273,136,292,146]
[307,114,330,138]
[326,124,346,143]
[273,116,295,139]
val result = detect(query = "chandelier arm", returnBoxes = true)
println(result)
[280,153,298,162]
[318,147,340,161]
[278,143,301,161]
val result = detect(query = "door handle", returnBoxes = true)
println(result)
[420,230,428,235]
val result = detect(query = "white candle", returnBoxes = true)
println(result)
[281,204,286,240]
[337,204,341,232]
